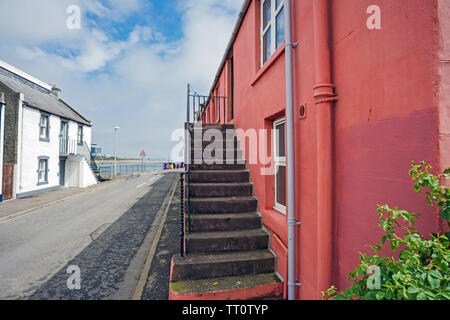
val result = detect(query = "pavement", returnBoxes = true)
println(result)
[142,179,181,300]
[0,170,180,300]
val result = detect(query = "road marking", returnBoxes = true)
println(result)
[136,176,158,189]
[136,182,147,189]
[132,177,178,300]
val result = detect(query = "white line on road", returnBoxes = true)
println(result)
[136,176,158,189]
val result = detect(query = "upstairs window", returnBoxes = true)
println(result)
[261,0,284,66]
[77,125,84,145]
[39,114,49,142]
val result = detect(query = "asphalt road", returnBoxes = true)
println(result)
[0,171,178,300]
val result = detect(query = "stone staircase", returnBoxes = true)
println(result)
[169,124,282,300]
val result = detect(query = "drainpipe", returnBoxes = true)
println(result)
[284,0,298,301]
[313,0,338,296]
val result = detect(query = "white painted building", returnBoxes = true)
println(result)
[0,60,97,201]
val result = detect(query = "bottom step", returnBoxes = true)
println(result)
[169,273,283,300]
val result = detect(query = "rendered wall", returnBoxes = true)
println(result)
[203,0,445,299]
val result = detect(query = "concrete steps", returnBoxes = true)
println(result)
[191,139,240,150]
[169,273,282,300]
[169,123,281,300]
[190,196,257,214]
[171,250,275,282]
[189,170,249,183]
[186,229,269,253]
[189,183,253,198]
[190,212,261,232]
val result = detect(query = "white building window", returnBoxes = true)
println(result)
[37,157,49,185]
[39,114,49,142]
[273,118,286,214]
[261,0,284,66]
[77,125,83,145]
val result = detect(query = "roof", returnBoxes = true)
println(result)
[0,70,91,126]
[208,0,251,95]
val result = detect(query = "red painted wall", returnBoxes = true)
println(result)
[202,0,447,299]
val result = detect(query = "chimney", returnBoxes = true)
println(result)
[51,84,61,99]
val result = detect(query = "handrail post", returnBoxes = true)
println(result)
[180,172,185,257]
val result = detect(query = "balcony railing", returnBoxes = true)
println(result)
[59,138,99,174]
[59,138,77,156]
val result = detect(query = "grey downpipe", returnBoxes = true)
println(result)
[284,0,298,300]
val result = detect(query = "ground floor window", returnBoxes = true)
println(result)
[273,118,286,214]
[37,157,49,185]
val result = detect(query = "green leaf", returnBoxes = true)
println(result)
[428,274,440,288]
[376,291,385,300]
[407,286,420,294]
[441,206,450,221]
[445,232,450,241]
[417,292,427,300]
[429,270,443,280]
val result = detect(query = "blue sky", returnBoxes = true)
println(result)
[0,0,241,158]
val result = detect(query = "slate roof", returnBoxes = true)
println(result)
[0,70,91,126]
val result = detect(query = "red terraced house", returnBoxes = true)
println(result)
[190,0,450,300]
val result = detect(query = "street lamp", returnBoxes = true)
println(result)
[114,127,120,176]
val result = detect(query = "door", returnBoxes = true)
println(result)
[59,159,66,186]
[59,121,68,154]
[2,164,14,200]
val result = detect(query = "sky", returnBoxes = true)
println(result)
[0,0,242,159]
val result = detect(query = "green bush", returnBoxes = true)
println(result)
[323,161,450,300]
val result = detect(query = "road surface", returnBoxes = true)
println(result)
[0,171,178,300]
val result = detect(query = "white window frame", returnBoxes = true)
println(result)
[260,0,284,66]
[39,114,49,141]
[273,118,286,214]
[37,157,49,185]
[77,125,84,146]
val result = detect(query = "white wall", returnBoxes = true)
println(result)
[18,106,60,195]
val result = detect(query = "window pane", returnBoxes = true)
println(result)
[276,122,285,157]
[276,0,283,9]
[40,116,48,138]
[276,165,286,206]
[263,27,271,64]
[263,0,271,29]
[276,8,284,48]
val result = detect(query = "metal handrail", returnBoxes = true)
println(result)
[182,84,227,257]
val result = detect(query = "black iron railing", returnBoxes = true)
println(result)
[181,84,227,257]
[179,172,185,257]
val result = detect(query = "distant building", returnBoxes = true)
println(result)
[0,60,97,202]
[91,144,103,159]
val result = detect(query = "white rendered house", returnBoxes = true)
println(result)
[0,60,97,201]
